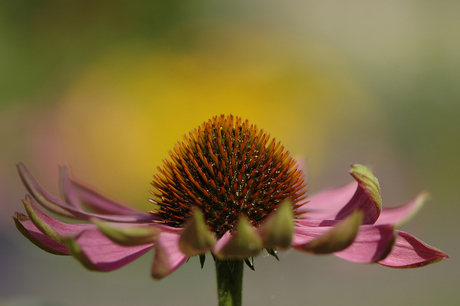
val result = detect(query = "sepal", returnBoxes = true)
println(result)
[95,220,161,246]
[295,210,363,254]
[258,200,294,250]
[215,216,263,259]
[179,208,216,255]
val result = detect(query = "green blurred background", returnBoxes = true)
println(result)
[1,1,458,305]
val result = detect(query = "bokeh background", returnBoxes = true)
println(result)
[1,1,459,305]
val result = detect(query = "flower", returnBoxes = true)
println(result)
[13,115,448,280]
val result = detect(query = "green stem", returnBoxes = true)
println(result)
[215,259,244,306]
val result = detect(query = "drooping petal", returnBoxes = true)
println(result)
[13,213,70,255]
[293,210,363,254]
[214,217,263,259]
[378,231,449,268]
[258,201,294,250]
[334,224,395,263]
[18,163,80,219]
[60,166,149,216]
[334,165,382,224]
[375,192,428,228]
[94,220,161,246]
[17,163,152,223]
[179,208,215,255]
[151,232,188,280]
[64,228,153,272]
[22,195,95,244]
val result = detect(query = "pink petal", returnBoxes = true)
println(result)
[298,182,357,219]
[18,163,152,223]
[18,163,79,219]
[301,165,382,225]
[60,166,149,216]
[65,228,154,272]
[13,213,70,255]
[375,192,428,227]
[151,232,188,280]
[334,224,395,263]
[378,231,449,268]
[21,195,154,271]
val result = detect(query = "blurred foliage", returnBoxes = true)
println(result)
[0,0,206,104]
[22,21,377,208]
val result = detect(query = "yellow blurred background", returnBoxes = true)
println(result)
[1,1,458,305]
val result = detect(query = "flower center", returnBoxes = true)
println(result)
[149,115,306,237]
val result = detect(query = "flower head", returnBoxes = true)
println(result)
[150,115,305,237]
[13,115,448,280]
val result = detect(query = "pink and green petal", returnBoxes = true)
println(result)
[151,232,188,280]
[293,210,363,254]
[179,208,216,255]
[17,163,80,219]
[214,217,263,259]
[94,220,161,246]
[23,195,95,243]
[376,192,428,228]
[258,201,294,250]
[334,224,395,263]
[13,213,70,255]
[64,228,153,272]
[335,165,382,224]
[378,231,449,268]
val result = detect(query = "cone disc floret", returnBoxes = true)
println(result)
[149,115,306,237]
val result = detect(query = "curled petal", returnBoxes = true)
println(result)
[64,229,153,272]
[95,220,161,246]
[18,163,80,219]
[293,210,363,254]
[335,165,382,224]
[17,163,152,223]
[214,217,263,259]
[13,213,70,255]
[379,231,449,268]
[60,166,148,216]
[151,232,188,280]
[334,224,396,263]
[298,182,357,218]
[179,208,215,255]
[258,201,294,250]
[376,192,428,228]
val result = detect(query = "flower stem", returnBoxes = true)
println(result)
[214,259,244,306]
